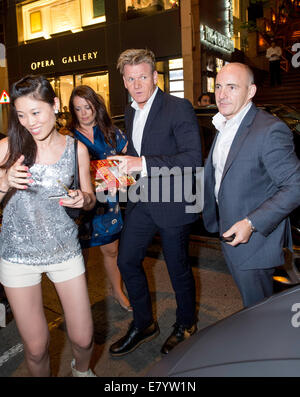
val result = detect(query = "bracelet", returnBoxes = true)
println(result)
[246,217,256,232]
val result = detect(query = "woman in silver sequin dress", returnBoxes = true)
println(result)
[0,75,97,377]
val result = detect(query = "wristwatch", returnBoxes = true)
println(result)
[246,217,256,232]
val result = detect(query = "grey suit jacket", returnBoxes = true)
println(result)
[203,103,300,269]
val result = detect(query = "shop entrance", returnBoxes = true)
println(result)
[49,71,110,115]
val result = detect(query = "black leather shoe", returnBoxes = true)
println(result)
[161,323,197,354]
[109,321,160,357]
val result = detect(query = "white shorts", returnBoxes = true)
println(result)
[0,254,85,288]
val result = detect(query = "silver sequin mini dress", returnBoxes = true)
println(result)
[0,135,82,266]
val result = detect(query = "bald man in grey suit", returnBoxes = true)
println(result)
[203,63,300,307]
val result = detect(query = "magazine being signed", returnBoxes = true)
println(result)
[90,159,136,192]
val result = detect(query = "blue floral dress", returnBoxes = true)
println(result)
[73,125,127,248]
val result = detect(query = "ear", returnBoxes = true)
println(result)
[248,84,257,101]
[53,97,60,113]
[123,75,128,90]
[153,70,158,85]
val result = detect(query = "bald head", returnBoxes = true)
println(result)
[220,63,254,86]
[215,62,257,120]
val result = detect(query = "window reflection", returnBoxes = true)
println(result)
[207,77,215,93]
[17,0,106,43]
[168,58,184,98]
[48,71,109,116]
[30,11,42,34]
[169,58,183,70]
[125,0,179,18]
[169,70,183,81]
[75,72,110,111]
[170,80,183,92]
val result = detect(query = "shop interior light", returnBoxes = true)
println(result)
[71,28,83,33]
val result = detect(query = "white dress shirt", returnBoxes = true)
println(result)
[131,87,158,176]
[212,101,252,201]
[266,46,282,62]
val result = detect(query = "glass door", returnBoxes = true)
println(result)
[75,72,110,111]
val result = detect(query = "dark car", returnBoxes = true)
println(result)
[115,104,299,377]
[145,106,300,378]
[193,103,300,163]
[112,104,300,285]
[147,284,300,377]
[113,103,300,167]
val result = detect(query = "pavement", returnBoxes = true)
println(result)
[0,235,243,378]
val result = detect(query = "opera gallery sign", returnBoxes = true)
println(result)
[30,50,99,71]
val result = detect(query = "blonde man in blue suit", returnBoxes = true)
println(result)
[109,48,202,356]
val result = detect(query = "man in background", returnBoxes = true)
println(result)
[197,93,211,107]
[266,40,282,86]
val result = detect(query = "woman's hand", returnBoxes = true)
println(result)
[59,189,94,210]
[6,155,33,190]
[59,189,84,209]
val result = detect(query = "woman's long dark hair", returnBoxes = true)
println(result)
[69,85,116,147]
[1,75,56,169]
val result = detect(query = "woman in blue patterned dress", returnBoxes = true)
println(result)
[68,85,131,311]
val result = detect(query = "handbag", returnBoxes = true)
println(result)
[78,201,123,245]
[65,139,82,220]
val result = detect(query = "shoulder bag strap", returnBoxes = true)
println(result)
[74,138,79,189]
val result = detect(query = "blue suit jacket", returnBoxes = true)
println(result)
[124,88,202,228]
[203,103,300,269]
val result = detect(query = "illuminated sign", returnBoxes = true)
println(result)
[31,59,55,70]
[200,25,234,54]
[62,51,98,64]
[0,90,10,104]
[225,0,233,37]
[30,50,99,71]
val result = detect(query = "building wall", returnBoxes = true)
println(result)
[4,1,248,115]
[4,0,181,116]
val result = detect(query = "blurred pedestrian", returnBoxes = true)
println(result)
[266,40,282,86]
[0,75,97,377]
[68,85,132,312]
[197,93,211,107]
[63,105,72,125]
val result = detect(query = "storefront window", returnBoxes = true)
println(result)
[48,71,109,116]
[93,0,105,18]
[125,0,179,18]
[216,58,224,73]
[17,0,106,43]
[233,0,240,18]
[157,73,165,92]
[75,72,110,111]
[207,77,215,93]
[169,58,184,98]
